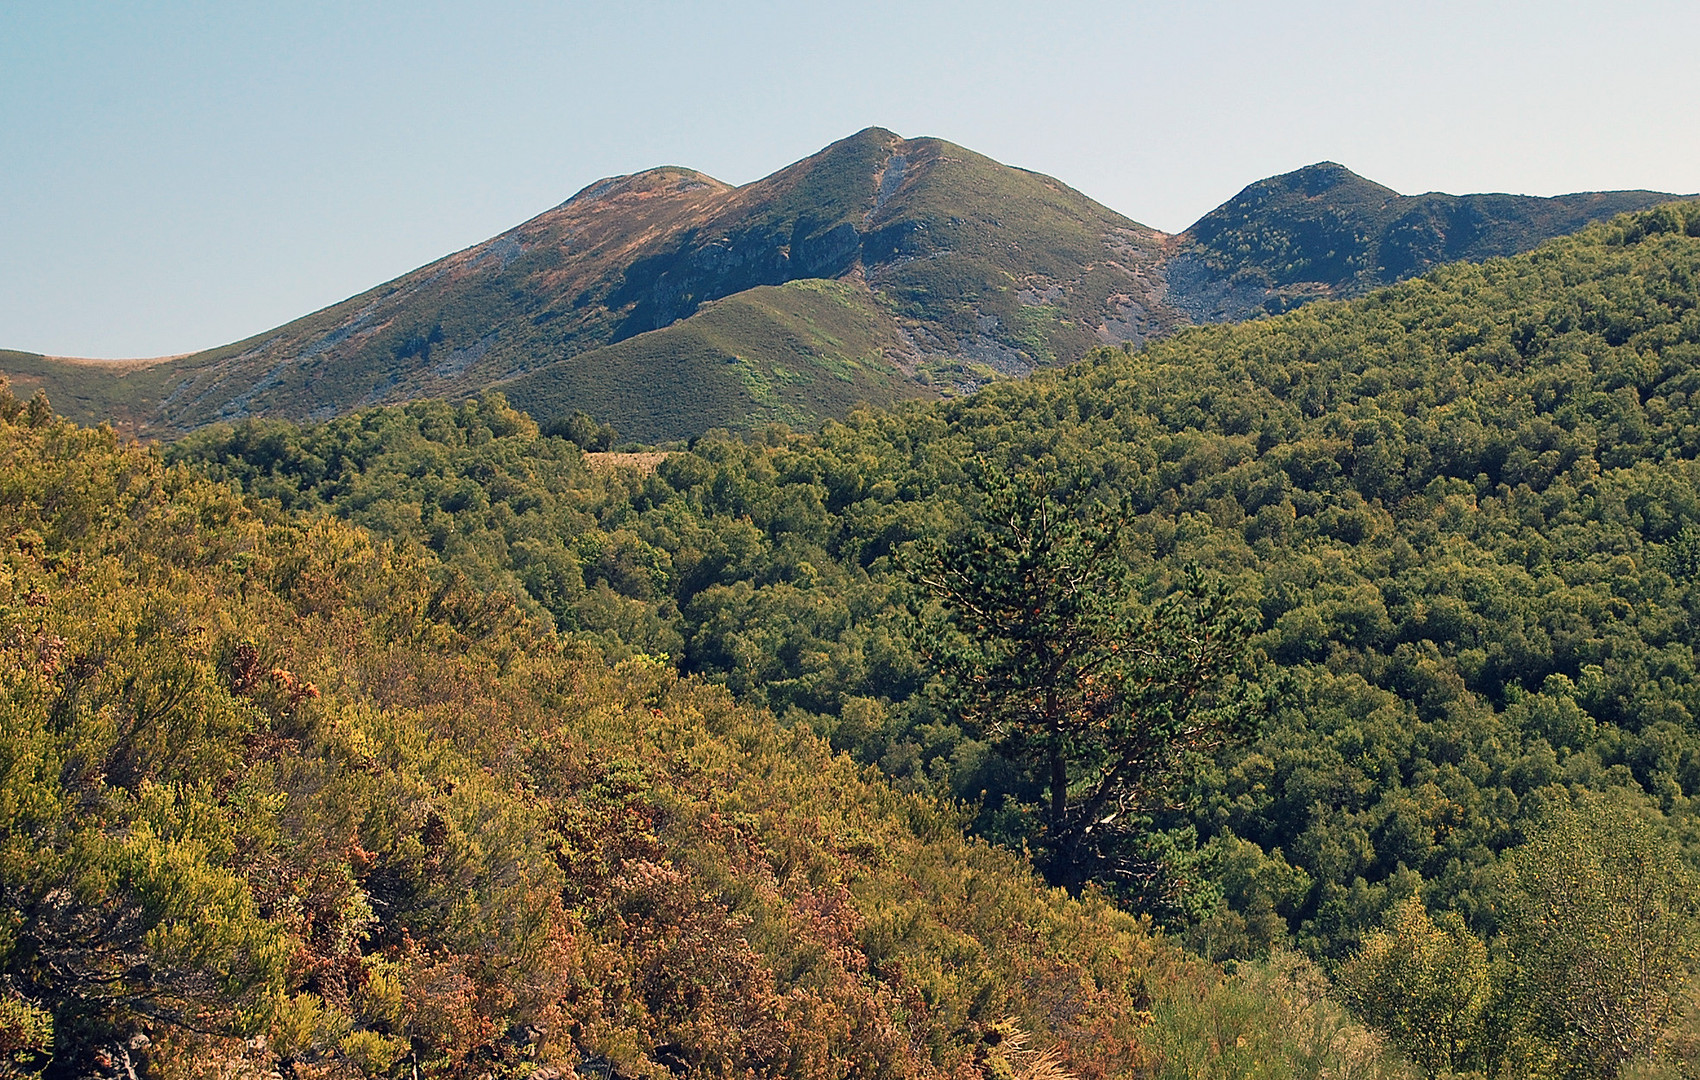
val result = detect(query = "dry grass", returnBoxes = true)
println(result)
[584,451,669,474]
[42,353,187,369]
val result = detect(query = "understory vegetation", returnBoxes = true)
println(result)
[8,202,1700,1076]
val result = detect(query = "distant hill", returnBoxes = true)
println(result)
[4,133,1684,441]
[1164,161,1680,321]
[9,129,1174,442]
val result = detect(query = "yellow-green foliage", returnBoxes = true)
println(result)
[0,393,1405,1077]
[1498,798,1700,1078]
[1336,897,1489,1078]
[0,990,53,1068]
[1146,951,1412,1080]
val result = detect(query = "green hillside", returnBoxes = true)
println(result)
[1167,161,1681,321]
[0,386,1422,1076]
[3,136,1681,447]
[11,130,1174,442]
[176,202,1700,1077]
[0,350,174,432]
[499,279,931,443]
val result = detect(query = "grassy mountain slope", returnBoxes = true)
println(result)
[500,278,929,443]
[0,391,1415,1077]
[18,129,1171,442]
[0,350,174,432]
[5,137,1681,445]
[1166,161,1681,321]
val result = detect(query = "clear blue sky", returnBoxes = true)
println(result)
[4,0,1697,358]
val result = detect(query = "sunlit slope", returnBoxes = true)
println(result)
[498,278,931,442]
[4,133,1681,443]
[171,202,1700,976]
[0,349,177,431]
[0,388,1410,1077]
[22,128,1169,440]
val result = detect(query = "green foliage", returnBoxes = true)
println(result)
[1498,798,1700,1078]
[161,202,1700,1073]
[546,408,619,451]
[905,463,1262,903]
[1336,897,1490,1078]
[168,394,687,659]
[175,202,1700,961]
[0,382,1407,1077]
[0,989,53,1068]
[1146,950,1415,1080]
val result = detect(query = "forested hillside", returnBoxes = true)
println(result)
[177,202,1700,1077]
[0,387,1421,1077]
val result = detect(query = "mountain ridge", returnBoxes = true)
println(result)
[1167,160,1680,321]
[4,129,1686,441]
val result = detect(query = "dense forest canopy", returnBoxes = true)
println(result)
[0,199,1694,1075]
[168,202,1700,1076]
[0,384,1429,1077]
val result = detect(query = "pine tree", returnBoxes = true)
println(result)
[907,463,1263,901]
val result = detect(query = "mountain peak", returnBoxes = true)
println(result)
[6,132,1680,444]
[1207,162,1399,215]
[1281,161,1387,196]
[557,166,729,210]
[1169,163,1678,324]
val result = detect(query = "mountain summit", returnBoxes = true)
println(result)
[3,133,1683,441]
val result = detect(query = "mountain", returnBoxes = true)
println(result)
[1164,161,1680,321]
[8,129,1173,442]
[3,132,1684,441]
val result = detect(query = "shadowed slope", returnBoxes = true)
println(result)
[1166,162,1682,321]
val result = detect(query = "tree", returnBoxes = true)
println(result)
[1499,799,1700,1079]
[906,463,1262,899]
[1336,896,1490,1079]
[546,408,618,452]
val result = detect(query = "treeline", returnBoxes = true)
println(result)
[171,202,1700,1076]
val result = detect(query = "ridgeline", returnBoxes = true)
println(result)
[4,132,1680,443]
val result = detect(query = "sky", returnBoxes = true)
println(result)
[3,1,1698,358]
